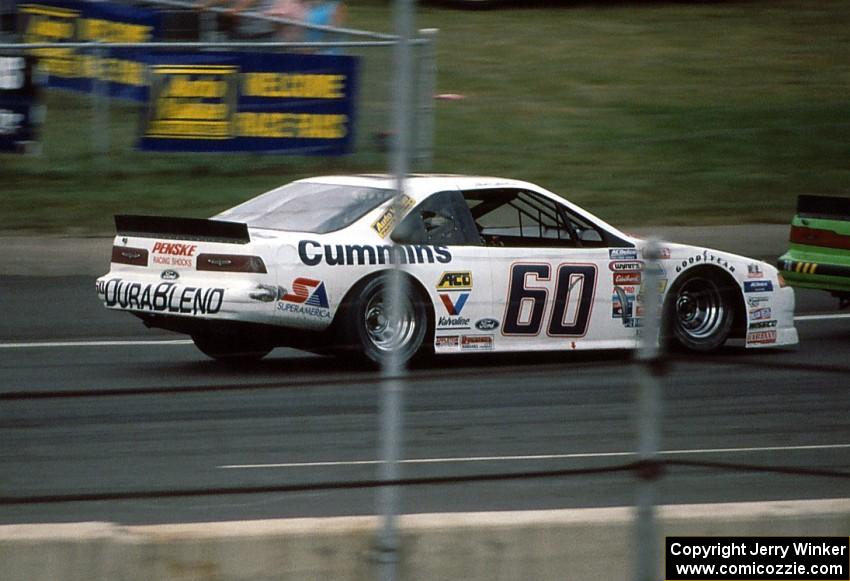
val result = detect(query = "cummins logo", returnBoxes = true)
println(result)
[299,240,452,267]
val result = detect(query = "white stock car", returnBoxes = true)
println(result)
[96,175,798,364]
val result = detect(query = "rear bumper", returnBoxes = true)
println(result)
[777,254,850,293]
[95,274,275,325]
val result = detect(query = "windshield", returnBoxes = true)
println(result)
[214,182,395,234]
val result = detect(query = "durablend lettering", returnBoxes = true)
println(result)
[102,278,223,315]
[298,240,452,266]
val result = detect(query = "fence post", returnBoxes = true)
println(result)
[633,238,665,581]
[414,28,437,171]
[376,1,415,581]
[92,43,109,165]
[199,10,217,42]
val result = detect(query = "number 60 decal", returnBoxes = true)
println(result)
[502,263,597,336]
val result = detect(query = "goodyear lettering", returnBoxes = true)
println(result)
[675,251,736,274]
[102,278,223,315]
[242,73,345,99]
[237,112,347,140]
[298,240,451,266]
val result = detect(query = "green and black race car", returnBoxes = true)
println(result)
[779,195,850,309]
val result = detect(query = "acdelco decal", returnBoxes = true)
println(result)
[101,278,223,315]
[298,241,451,266]
[675,251,736,274]
[744,280,774,293]
[437,271,472,290]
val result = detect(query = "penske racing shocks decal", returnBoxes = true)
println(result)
[98,278,224,315]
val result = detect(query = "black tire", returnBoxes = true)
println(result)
[339,274,429,367]
[664,271,735,352]
[191,331,272,362]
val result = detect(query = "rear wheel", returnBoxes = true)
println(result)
[192,332,272,362]
[340,275,428,367]
[666,272,735,352]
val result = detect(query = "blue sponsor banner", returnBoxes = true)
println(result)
[744,280,774,293]
[137,51,358,155]
[0,54,43,153]
[17,0,160,100]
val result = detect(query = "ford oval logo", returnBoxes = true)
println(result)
[475,318,499,331]
[161,270,180,280]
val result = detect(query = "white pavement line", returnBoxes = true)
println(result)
[0,339,194,349]
[218,443,850,470]
[794,313,850,322]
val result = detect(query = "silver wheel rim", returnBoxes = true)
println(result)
[674,277,726,341]
[364,290,417,353]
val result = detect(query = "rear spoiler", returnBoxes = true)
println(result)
[115,215,251,244]
[797,195,850,221]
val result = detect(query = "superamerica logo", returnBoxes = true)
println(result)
[277,277,331,319]
[99,278,223,315]
[299,241,451,267]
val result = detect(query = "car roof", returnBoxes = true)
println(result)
[296,174,539,195]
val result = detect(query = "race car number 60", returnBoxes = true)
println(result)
[503,263,597,336]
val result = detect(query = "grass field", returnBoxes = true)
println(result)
[3,0,849,235]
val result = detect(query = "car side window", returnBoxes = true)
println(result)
[391,190,482,246]
[464,188,585,248]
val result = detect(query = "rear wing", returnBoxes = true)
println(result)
[797,195,850,221]
[115,215,251,244]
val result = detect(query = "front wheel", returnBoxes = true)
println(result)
[192,332,272,362]
[665,273,735,352]
[340,274,429,367]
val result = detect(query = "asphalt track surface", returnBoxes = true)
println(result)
[1,276,849,525]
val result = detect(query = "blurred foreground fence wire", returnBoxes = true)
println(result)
[0,457,847,506]
[2,353,849,508]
